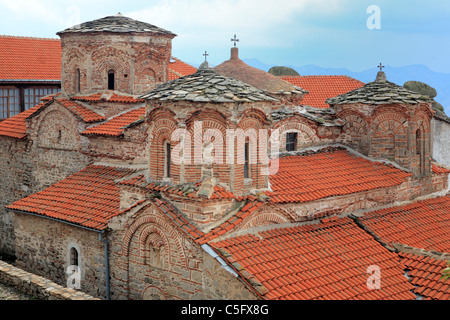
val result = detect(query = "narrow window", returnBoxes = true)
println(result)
[70,247,79,267]
[244,140,250,179]
[76,68,81,92]
[416,129,422,155]
[165,142,171,178]
[286,132,298,152]
[57,129,62,144]
[108,70,115,90]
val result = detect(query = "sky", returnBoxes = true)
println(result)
[0,0,450,74]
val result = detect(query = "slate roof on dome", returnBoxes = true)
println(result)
[57,14,175,36]
[326,71,432,106]
[214,47,307,95]
[140,68,278,103]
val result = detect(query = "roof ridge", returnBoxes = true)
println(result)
[0,34,60,41]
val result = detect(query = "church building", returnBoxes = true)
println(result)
[0,14,449,300]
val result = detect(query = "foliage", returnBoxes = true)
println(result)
[268,66,300,76]
[403,80,437,99]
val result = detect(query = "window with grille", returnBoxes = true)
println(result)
[0,88,20,119]
[24,87,60,110]
[286,132,298,152]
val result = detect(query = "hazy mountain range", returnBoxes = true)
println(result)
[242,59,450,115]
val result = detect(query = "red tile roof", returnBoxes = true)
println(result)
[358,195,450,253]
[267,148,411,204]
[0,102,47,139]
[211,217,416,300]
[0,35,61,80]
[432,163,450,175]
[7,165,138,231]
[152,197,264,244]
[119,174,237,200]
[82,107,146,136]
[72,91,145,104]
[56,99,105,123]
[168,57,197,80]
[281,76,364,109]
[400,253,450,300]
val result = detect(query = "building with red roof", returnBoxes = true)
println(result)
[0,13,449,302]
[0,35,62,120]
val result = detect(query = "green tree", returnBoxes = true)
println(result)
[268,66,300,76]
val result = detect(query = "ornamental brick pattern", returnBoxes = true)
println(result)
[0,14,449,302]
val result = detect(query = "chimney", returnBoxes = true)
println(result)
[231,47,239,60]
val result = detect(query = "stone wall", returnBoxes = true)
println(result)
[0,260,99,300]
[0,138,32,257]
[13,212,108,299]
[432,118,450,167]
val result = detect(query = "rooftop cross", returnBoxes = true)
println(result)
[203,51,209,61]
[377,63,385,71]
[231,34,239,47]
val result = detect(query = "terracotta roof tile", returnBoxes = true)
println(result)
[151,196,263,244]
[358,195,450,253]
[118,174,237,200]
[0,102,47,139]
[72,91,145,104]
[0,35,61,80]
[400,253,450,300]
[211,217,415,300]
[267,148,411,204]
[281,75,364,109]
[168,57,197,80]
[82,107,145,136]
[432,163,450,174]
[7,165,138,230]
[57,99,105,123]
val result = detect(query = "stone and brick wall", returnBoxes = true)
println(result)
[0,138,33,257]
[107,203,257,300]
[60,32,173,96]
[13,212,107,299]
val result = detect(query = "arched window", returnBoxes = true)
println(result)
[416,128,425,175]
[164,141,171,178]
[76,68,81,92]
[244,139,250,179]
[108,70,115,90]
[70,247,79,267]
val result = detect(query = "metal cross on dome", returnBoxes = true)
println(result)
[231,34,239,47]
[378,63,385,71]
[203,51,209,61]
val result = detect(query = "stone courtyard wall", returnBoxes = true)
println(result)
[0,260,99,300]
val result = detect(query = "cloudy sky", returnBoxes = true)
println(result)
[1,0,449,73]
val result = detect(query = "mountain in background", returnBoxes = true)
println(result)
[242,59,450,115]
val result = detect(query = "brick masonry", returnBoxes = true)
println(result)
[0,15,449,300]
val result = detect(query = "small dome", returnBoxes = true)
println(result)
[57,14,176,36]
